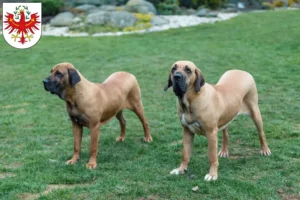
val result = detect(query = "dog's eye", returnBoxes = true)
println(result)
[185,67,191,73]
[56,71,63,78]
[171,67,176,73]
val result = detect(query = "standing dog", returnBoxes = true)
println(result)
[43,62,152,169]
[164,61,271,181]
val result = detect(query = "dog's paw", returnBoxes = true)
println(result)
[143,136,153,143]
[86,162,97,169]
[204,174,218,181]
[261,147,271,156]
[170,168,185,175]
[116,136,125,142]
[218,149,229,157]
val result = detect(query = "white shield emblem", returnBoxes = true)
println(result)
[2,3,42,49]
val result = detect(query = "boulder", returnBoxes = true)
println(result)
[50,12,75,27]
[72,17,82,24]
[125,0,157,14]
[151,16,169,26]
[99,5,116,11]
[86,11,110,25]
[208,11,218,17]
[196,8,209,17]
[76,0,102,6]
[75,4,97,11]
[109,11,137,28]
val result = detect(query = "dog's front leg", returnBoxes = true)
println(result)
[86,123,100,169]
[66,122,83,165]
[170,127,194,175]
[204,127,219,181]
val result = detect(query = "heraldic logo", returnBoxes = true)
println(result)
[2,3,42,49]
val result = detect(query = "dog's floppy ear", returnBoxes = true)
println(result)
[164,73,172,91]
[195,68,205,92]
[68,68,81,87]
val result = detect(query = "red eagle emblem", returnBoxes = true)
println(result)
[4,5,40,44]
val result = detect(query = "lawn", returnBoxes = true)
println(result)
[0,10,300,200]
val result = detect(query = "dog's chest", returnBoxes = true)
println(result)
[180,113,204,135]
[67,103,88,126]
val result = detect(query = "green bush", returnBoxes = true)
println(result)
[30,0,64,16]
[116,0,130,5]
[158,0,181,15]
[147,0,161,7]
[207,0,222,9]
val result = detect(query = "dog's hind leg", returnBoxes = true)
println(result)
[248,104,271,156]
[131,100,152,142]
[244,86,271,156]
[116,110,126,142]
[218,127,229,157]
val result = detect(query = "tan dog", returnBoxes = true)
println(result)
[43,62,152,169]
[164,61,271,181]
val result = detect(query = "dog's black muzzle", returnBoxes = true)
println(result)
[173,72,187,97]
[43,78,59,95]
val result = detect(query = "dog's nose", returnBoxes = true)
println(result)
[43,79,49,84]
[174,73,182,81]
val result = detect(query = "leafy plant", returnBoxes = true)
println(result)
[273,0,285,7]
[30,0,64,16]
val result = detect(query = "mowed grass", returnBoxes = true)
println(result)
[0,10,300,200]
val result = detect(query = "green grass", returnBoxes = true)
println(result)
[1,10,300,200]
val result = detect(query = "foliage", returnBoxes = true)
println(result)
[287,0,300,6]
[30,0,64,16]
[134,13,153,22]
[1,10,300,199]
[261,2,275,9]
[147,0,162,7]
[273,0,285,7]
[116,0,130,5]
[158,0,182,15]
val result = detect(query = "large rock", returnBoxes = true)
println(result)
[86,11,136,28]
[99,5,116,11]
[86,11,110,25]
[151,16,169,26]
[50,12,74,27]
[109,11,137,28]
[75,4,97,11]
[196,8,209,17]
[125,0,157,14]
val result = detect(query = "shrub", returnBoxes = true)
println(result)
[287,0,300,6]
[30,0,64,16]
[134,13,152,22]
[261,2,275,9]
[158,0,181,15]
[147,0,161,8]
[116,0,130,5]
[273,0,284,7]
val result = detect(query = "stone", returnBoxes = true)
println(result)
[186,8,197,15]
[50,12,74,27]
[75,4,97,11]
[208,11,218,17]
[87,8,103,14]
[76,0,102,6]
[72,17,82,24]
[99,5,116,11]
[151,16,169,26]
[86,11,110,25]
[125,0,157,14]
[109,11,137,28]
[293,3,300,8]
[223,7,237,13]
[196,8,209,17]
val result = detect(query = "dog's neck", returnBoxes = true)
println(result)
[65,75,94,105]
[177,84,210,113]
